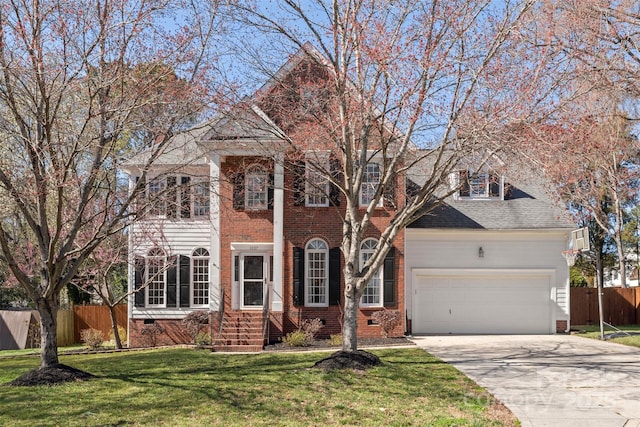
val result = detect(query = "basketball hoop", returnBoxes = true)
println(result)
[562,250,579,267]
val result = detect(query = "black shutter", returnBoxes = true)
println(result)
[292,160,306,206]
[166,256,177,307]
[459,170,470,197]
[179,255,191,307]
[329,157,342,206]
[181,176,191,218]
[329,247,341,305]
[268,173,274,209]
[292,247,304,306]
[489,174,500,198]
[383,171,396,208]
[383,247,396,307]
[134,256,145,307]
[232,173,245,210]
[166,176,177,218]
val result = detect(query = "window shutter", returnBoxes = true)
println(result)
[329,157,341,206]
[179,255,191,307]
[458,170,470,197]
[329,247,341,305]
[134,256,145,308]
[383,247,396,307]
[166,256,177,307]
[292,160,306,206]
[489,174,500,198]
[181,176,191,218]
[268,173,274,209]
[292,247,304,306]
[232,173,245,210]
[166,176,177,218]
[383,171,396,208]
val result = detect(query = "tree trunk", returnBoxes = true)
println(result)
[614,233,627,288]
[37,297,59,368]
[108,305,123,349]
[342,285,359,352]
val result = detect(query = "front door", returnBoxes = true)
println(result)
[241,254,265,308]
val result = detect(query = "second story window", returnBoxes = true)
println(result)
[193,181,210,218]
[246,165,268,210]
[457,170,503,200]
[148,178,167,216]
[306,164,329,207]
[360,163,381,206]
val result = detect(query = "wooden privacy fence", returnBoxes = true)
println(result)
[73,304,128,343]
[57,309,75,347]
[570,287,640,326]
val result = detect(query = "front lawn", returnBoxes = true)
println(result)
[573,324,640,348]
[0,348,517,426]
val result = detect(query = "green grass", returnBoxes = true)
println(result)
[0,348,517,426]
[573,324,640,348]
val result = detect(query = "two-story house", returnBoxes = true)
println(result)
[123,44,574,349]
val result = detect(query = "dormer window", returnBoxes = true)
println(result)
[457,170,503,200]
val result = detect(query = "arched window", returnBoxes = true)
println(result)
[146,248,166,306]
[192,248,209,306]
[306,238,329,307]
[360,239,382,307]
[245,165,268,210]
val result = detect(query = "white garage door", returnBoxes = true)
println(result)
[413,273,552,334]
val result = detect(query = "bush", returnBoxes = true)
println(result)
[181,310,210,344]
[282,329,311,347]
[108,326,127,344]
[140,323,165,347]
[301,318,324,340]
[81,328,104,350]
[329,334,343,346]
[371,309,402,338]
[195,332,211,346]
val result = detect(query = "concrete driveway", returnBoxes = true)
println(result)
[411,335,640,427]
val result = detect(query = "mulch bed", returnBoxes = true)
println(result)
[312,349,382,371]
[8,364,95,387]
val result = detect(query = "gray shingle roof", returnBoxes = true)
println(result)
[408,175,574,230]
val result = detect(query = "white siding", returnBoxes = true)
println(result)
[404,229,571,331]
[130,220,212,256]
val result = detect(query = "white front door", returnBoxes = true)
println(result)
[241,254,266,308]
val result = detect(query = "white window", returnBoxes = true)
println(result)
[192,248,209,306]
[193,181,210,218]
[246,165,268,210]
[360,239,382,307]
[148,178,167,216]
[360,163,381,206]
[306,239,329,306]
[306,164,329,207]
[469,173,489,198]
[146,248,166,307]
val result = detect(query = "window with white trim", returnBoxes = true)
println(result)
[306,163,329,207]
[192,248,209,306]
[193,181,210,218]
[146,248,166,307]
[469,173,489,197]
[245,165,268,210]
[306,238,329,306]
[360,163,381,206]
[457,170,503,200]
[148,178,167,216]
[360,239,382,307]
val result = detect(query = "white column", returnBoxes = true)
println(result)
[210,154,222,311]
[272,153,284,312]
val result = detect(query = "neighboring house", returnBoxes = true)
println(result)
[122,45,574,349]
[604,253,640,287]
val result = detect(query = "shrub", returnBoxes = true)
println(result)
[301,318,324,340]
[329,334,343,346]
[181,310,210,344]
[140,323,165,347]
[81,328,105,350]
[282,329,311,347]
[371,309,402,338]
[195,332,211,346]
[108,326,127,344]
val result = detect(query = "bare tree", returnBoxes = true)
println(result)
[230,0,570,351]
[0,0,223,370]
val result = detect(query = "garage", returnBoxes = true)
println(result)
[412,270,553,334]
